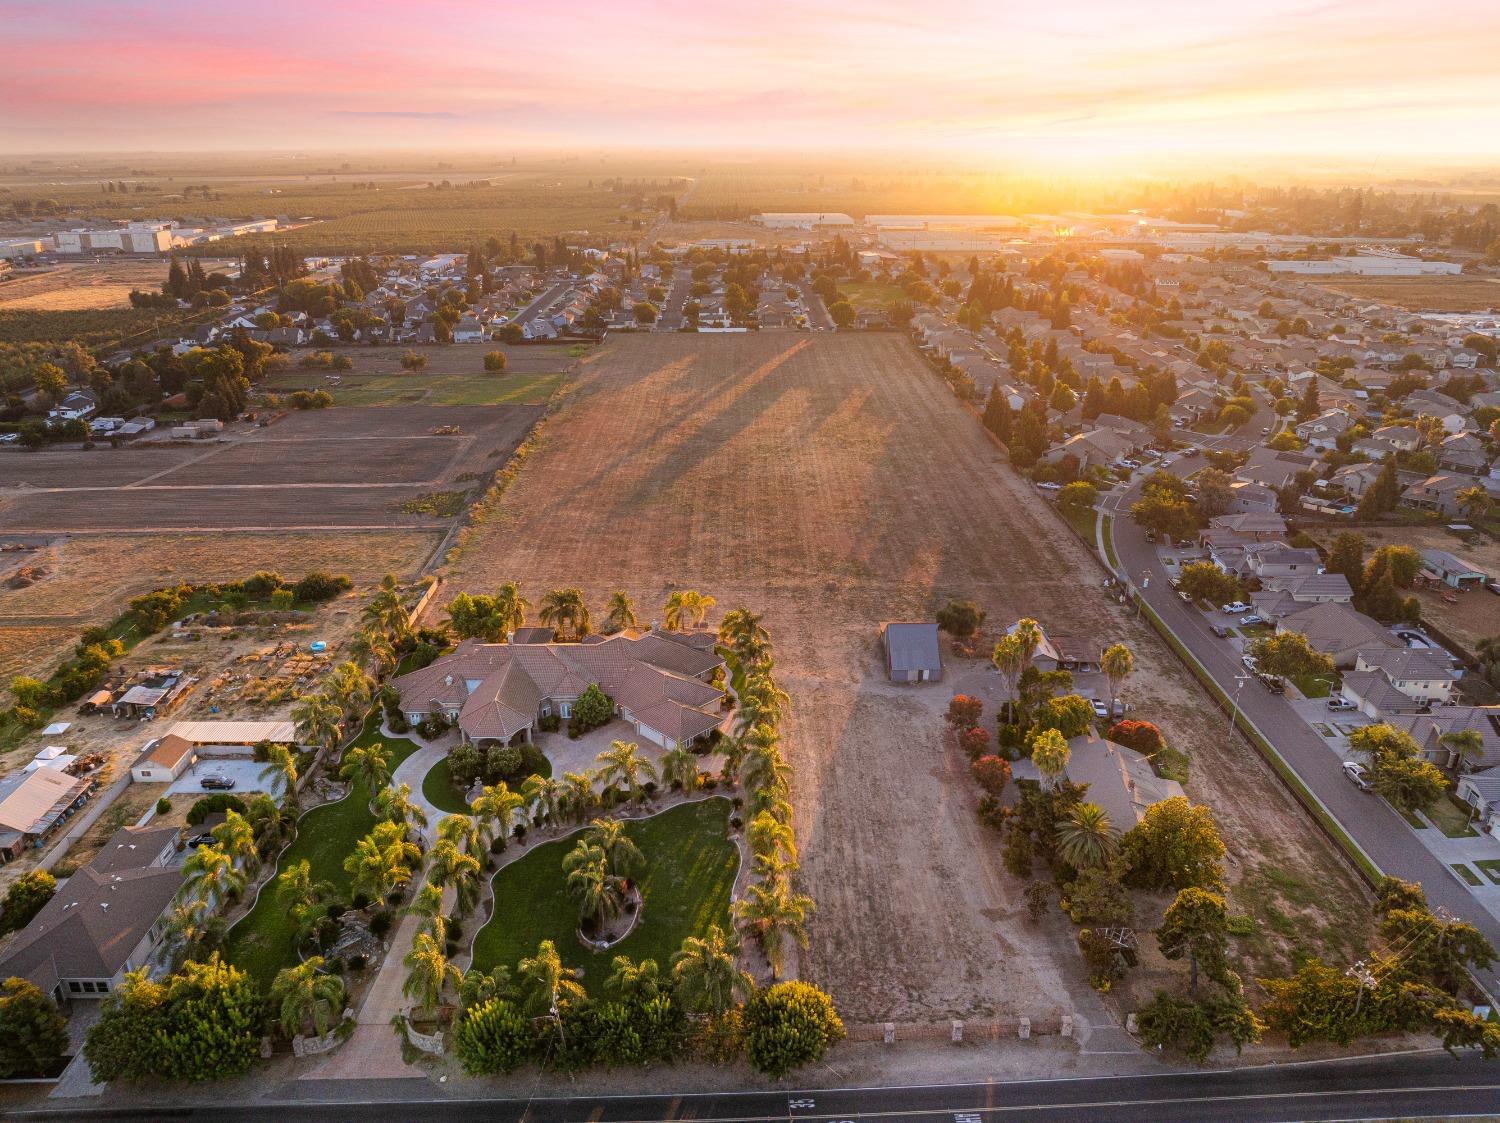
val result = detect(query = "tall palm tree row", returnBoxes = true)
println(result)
[663,590,717,631]
[538,587,590,638]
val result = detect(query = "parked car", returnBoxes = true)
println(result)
[1261,426,1272,435]
[0,434,18,445]
[1036,481,1062,491]
[1120,459,1141,470]
[1178,590,1193,603]
[1241,653,1259,671]
[1221,601,1251,614]
[1258,674,1286,694]
[1210,623,1230,638]
[1091,699,1111,719]
[200,775,236,791]
[1239,614,1264,626]
[1326,696,1356,711]
[186,833,215,848]
[1342,761,1374,792]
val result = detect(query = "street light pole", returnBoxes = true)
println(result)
[1229,673,1252,732]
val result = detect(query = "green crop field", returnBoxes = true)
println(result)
[839,281,908,309]
[271,369,563,408]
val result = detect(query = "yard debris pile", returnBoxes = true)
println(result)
[6,565,47,589]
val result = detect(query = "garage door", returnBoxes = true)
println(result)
[636,723,667,747]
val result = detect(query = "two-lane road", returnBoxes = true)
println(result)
[1102,476,1500,997]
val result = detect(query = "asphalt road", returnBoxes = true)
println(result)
[512,281,572,327]
[657,268,693,331]
[19,1052,1500,1122]
[1100,472,1500,998]
[797,279,834,330]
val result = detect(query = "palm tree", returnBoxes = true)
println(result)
[736,677,790,735]
[719,608,771,668]
[539,587,589,638]
[1030,727,1071,790]
[494,582,529,637]
[740,741,791,796]
[559,771,596,823]
[716,734,747,785]
[747,810,798,870]
[340,741,393,795]
[594,740,657,801]
[519,774,562,824]
[471,782,525,848]
[429,838,482,916]
[259,743,299,804]
[584,817,645,878]
[270,958,346,1038]
[326,661,374,724]
[605,590,638,633]
[402,932,461,1015]
[1100,643,1134,718]
[293,693,343,758]
[344,820,421,901]
[404,882,447,943]
[1054,802,1120,870]
[663,591,688,632]
[436,813,480,856]
[1441,729,1486,774]
[685,591,716,628]
[361,574,409,643]
[180,844,246,906]
[660,745,699,792]
[518,939,585,1016]
[161,898,223,970]
[735,881,814,979]
[374,782,428,833]
[562,841,626,929]
[210,810,259,875]
[605,955,662,1001]
[278,859,334,951]
[671,926,752,1014]
[351,625,396,676]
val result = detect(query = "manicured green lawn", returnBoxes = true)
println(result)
[223,713,421,990]
[839,281,907,310]
[1426,795,1479,839]
[470,798,739,988]
[1476,859,1500,886]
[1292,674,1336,699]
[422,756,472,815]
[1395,804,1428,830]
[1101,515,1119,570]
[1453,863,1483,886]
[1059,503,1098,545]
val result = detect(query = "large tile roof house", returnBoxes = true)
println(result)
[0,824,180,1002]
[393,632,727,750]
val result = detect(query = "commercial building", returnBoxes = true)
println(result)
[54,222,172,255]
[752,213,855,230]
[1266,253,1462,276]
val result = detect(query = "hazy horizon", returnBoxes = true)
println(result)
[7,0,1500,170]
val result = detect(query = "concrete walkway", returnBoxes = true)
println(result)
[389,739,451,846]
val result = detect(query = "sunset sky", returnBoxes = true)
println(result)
[6,0,1500,163]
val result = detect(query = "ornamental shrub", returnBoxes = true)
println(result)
[454,998,535,1074]
[742,981,845,1078]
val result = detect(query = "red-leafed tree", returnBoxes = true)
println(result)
[958,727,991,760]
[971,755,1011,797]
[1106,719,1165,755]
[945,695,983,730]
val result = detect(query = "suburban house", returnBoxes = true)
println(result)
[1015,623,1101,673]
[1420,549,1489,589]
[129,734,198,783]
[393,632,727,751]
[0,824,181,1002]
[1437,432,1490,476]
[1249,573,1355,622]
[1457,769,1500,833]
[1294,410,1354,451]
[1330,461,1384,499]
[1401,474,1473,517]
[1042,428,1136,473]
[1389,708,1500,773]
[879,622,944,684]
[1204,512,1287,542]
[1236,447,1318,491]
[1225,480,1279,514]
[1062,731,1185,828]
[1371,424,1422,452]
[1341,647,1459,717]
[1276,601,1399,668]
[1245,546,1323,588]
[0,768,94,862]
[48,390,99,422]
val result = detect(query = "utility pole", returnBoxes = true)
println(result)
[1347,959,1377,1017]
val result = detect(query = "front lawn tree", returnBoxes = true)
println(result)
[1057,480,1098,513]
[0,871,56,934]
[1121,796,1226,892]
[1175,561,1242,607]
[1130,492,1197,541]
[742,981,845,1078]
[1030,727,1071,788]
[0,977,67,1078]
[1246,632,1334,682]
[1156,887,1232,993]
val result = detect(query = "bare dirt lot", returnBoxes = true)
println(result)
[449,333,1371,1022]
[1313,275,1500,312]
[0,404,541,531]
[0,259,236,311]
[0,530,440,698]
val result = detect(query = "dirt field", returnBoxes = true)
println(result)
[0,530,440,700]
[447,333,1371,1022]
[0,259,235,311]
[0,404,541,532]
[1313,275,1500,312]
[266,344,575,409]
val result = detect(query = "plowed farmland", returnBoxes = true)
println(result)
[449,333,1369,1023]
